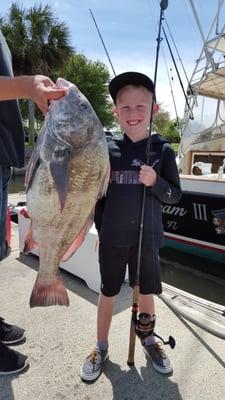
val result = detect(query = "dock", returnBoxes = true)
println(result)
[0,193,224,400]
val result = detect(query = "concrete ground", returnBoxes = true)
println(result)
[0,194,225,400]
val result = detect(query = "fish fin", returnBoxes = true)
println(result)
[49,148,70,212]
[20,208,30,218]
[30,275,69,308]
[61,211,94,262]
[25,137,43,191]
[23,221,38,253]
[98,165,110,199]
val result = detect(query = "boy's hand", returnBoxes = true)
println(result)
[139,164,157,187]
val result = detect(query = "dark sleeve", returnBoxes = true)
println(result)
[151,143,182,204]
[94,196,106,233]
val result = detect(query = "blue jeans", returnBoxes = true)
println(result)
[0,166,11,260]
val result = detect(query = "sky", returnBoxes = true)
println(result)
[1,0,225,118]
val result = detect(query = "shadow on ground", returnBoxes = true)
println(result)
[17,252,132,315]
[102,358,183,400]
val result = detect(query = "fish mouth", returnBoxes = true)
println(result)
[48,78,73,108]
[56,78,73,89]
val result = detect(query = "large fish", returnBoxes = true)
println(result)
[24,78,110,308]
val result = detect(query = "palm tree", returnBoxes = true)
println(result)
[0,2,73,145]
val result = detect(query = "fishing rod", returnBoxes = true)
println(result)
[90,0,175,367]
[127,0,171,367]
[89,8,116,77]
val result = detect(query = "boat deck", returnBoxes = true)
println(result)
[180,174,225,194]
[181,173,225,181]
[0,193,224,400]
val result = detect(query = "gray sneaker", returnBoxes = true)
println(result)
[80,348,109,381]
[143,342,173,375]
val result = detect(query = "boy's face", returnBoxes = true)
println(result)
[114,85,153,138]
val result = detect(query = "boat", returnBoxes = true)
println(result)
[162,1,225,266]
[15,206,225,338]
[159,283,225,339]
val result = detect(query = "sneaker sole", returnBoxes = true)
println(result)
[143,348,173,375]
[80,353,109,382]
[1,332,26,345]
[0,358,29,376]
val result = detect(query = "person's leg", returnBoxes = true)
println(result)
[80,245,128,381]
[130,246,173,375]
[97,293,114,342]
[0,166,11,260]
[0,167,29,374]
[80,293,114,382]
[139,293,155,315]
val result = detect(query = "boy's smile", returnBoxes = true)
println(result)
[127,119,140,126]
[114,85,154,142]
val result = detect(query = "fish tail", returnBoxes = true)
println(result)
[30,274,69,307]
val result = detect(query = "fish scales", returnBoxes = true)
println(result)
[24,78,110,307]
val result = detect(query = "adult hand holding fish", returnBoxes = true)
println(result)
[27,75,68,114]
[0,75,68,113]
[24,78,110,308]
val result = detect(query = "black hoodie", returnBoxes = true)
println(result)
[94,133,182,247]
[0,30,25,168]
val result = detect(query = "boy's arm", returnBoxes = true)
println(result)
[151,144,182,204]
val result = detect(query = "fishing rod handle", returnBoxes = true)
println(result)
[127,285,139,366]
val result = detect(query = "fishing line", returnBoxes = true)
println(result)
[127,0,169,366]
[164,17,193,97]
[89,8,116,77]
[162,25,194,119]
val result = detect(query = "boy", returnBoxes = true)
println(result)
[80,72,182,381]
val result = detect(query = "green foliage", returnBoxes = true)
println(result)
[163,121,180,143]
[153,107,180,143]
[0,2,73,145]
[57,53,115,128]
[1,3,115,131]
[153,108,170,133]
[171,142,180,155]
[0,2,73,75]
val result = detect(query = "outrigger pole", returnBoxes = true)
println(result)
[162,25,194,120]
[127,0,169,367]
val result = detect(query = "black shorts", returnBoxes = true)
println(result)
[99,243,162,297]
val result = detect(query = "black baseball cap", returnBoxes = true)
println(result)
[109,72,155,103]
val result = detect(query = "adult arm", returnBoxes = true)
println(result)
[0,75,67,113]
